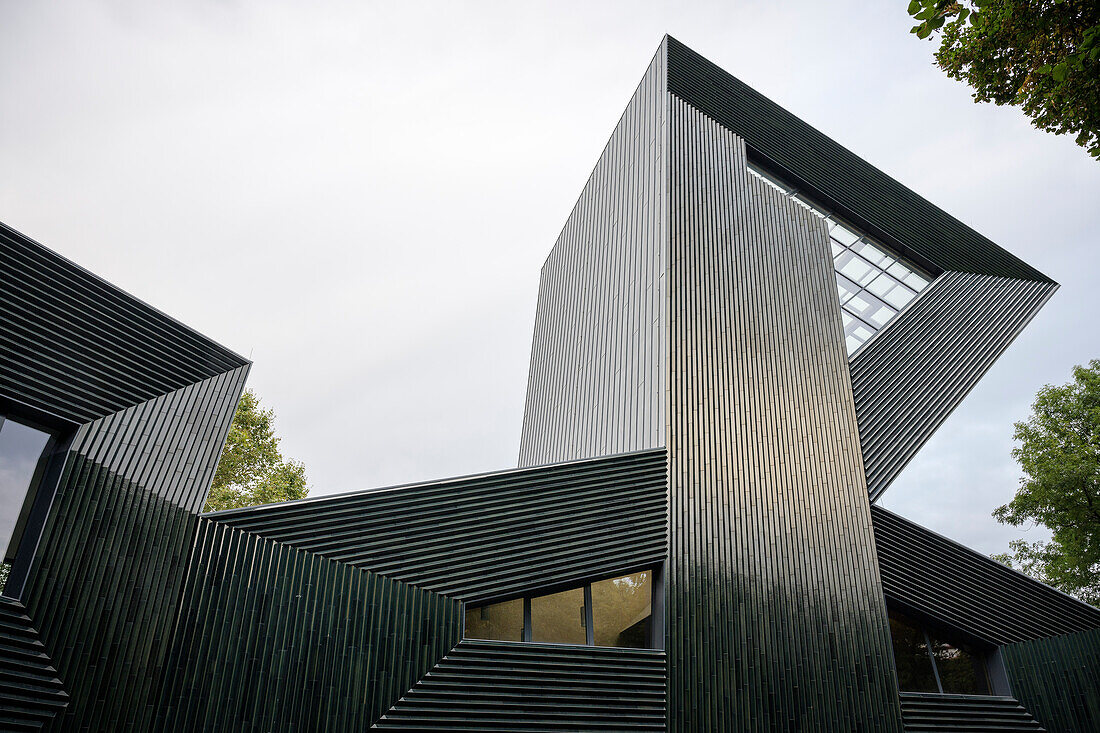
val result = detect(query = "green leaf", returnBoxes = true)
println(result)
[1037,64,1052,74]
[957,7,970,23]
[907,0,922,16]
[916,26,933,39]
[1052,63,1067,82]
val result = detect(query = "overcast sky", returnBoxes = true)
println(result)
[3,1,1097,556]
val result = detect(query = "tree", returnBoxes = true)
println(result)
[907,1,1100,160]
[205,389,308,512]
[992,360,1100,605]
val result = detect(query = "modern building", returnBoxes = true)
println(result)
[1,36,1097,732]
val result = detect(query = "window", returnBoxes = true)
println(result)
[464,569,654,649]
[746,162,934,355]
[0,415,56,595]
[888,608,990,695]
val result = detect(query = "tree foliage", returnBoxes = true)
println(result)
[993,360,1100,605]
[205,389,308,512]
[907,0,1100,159]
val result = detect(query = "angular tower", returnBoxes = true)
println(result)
[519,36,1057,731]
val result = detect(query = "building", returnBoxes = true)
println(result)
[1,35,1097,732]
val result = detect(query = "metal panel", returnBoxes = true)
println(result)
[207,449,668,605]
[0,598,66,731]
[853,274,1057,499]
[0,221,247,425]
[518,46,666,467]
[665,96,902,731]
[156,519,461,731]
[898,693,1044,732]
[665,36,1051,283]
[373,640,666,730]
[871,505,1100,645]
[1002,628,1100,733]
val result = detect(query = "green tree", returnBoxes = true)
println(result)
[992,360,1100,605]
[907,1,1100,159]
[205,389,308,512]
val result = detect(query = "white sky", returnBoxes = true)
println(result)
[3,1,1097,556]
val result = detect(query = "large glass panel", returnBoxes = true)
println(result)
[0,418,52,560]
[746,163,934,355]
[930,634,990,695]
[464,598,523,642]
[888,610,939,693]
[530,586,587,645]
[591,570,652,648]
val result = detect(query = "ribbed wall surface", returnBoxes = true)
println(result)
[665,96,901,731]
[1002,628,1100,733]
[871,506,1100,645]
[0,599,67,731]
[208,449,667,604]
[665,36,1049,283]
[156,520,461,731]
[373,640,667,730]
[853,274,1057,499]
[899,693,1045,732]
[518,45,666,467]
[0,221,246,424]
[22,371,247,731]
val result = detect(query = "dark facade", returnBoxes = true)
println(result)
[0,36,1095,732]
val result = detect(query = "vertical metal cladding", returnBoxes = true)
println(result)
[1002,628,1100,733]
[518,46,667,467]
[205,449,668,605]
[853,273,1057,500]
[0,218,251,730]
[372,640,667,730]
[23,370,247,731]
[871,505,1100,645]
[0,598,67,731]
[156,520,462,731]
[666,96,902,731]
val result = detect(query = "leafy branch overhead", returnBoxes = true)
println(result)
[206,389,308,512]
[907,0,1100,159]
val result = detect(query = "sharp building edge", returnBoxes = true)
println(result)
[0,35,1095,733]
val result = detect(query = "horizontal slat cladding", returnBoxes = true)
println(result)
[22,368,248,731]
[372,640,667,731]
[871,506,1100,644]
[519,46,666,467]
[1002,628,1100,733]
[156,520,462,731]
[0,220,249,424]
[0,599,67,731]
[852,272,1057,500]
[665,36,1050,283]
[207,449,668,604]
[899,693,1045,732]
[667,97,902,731]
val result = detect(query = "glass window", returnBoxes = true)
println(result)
[530,586,587,645]
[888,607,991,695]
[0,417,53,561]
[929,634,990,695]
[747,163,935,355]
[591,570,651,648]
[464,597,523,642]
[888,609,939,693]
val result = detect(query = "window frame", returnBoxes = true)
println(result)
[463,564,663,650]
[886,603,1001,697]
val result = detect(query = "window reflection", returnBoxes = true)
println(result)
[463,568,656,649]
[0,417,53,561]
[747,163,934,355]
[592,571,651,648]
[888,607,990,696]
[530,587,586,645]
[464,597,523,642]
